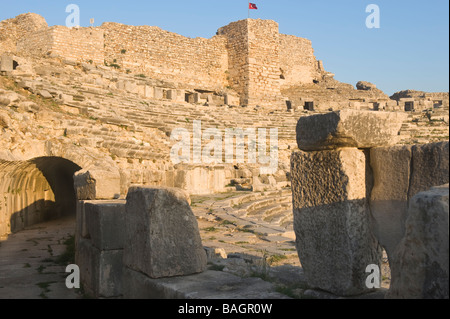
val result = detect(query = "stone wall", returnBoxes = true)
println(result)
[101,23,229,90]
[390,90,450,112]
[217,20,249,102]
[6,13,323,107]
[75,186,207,298]
[291,110,449,298]
[17,26,105,65]
[218,19,285,107]
[246,19,283,107]
[279,34,319,87]
[0,13,48,54]
[15,28,53,58]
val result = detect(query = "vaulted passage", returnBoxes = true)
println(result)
[0,157,82,237]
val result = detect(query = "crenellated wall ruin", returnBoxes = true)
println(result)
[5,13,322,107]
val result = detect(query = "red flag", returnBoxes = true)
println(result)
[249,3,258,10]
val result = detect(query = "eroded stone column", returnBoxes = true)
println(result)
[291,110,407,296]
[291,148,381,296]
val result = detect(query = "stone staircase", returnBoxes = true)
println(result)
[3,55,448,195]
[398,112,449,144]
[192,189,294,247]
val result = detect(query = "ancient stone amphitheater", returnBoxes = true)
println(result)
[0,13,448,300]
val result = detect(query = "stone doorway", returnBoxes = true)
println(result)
[404,101,414,112]
[304,101,314,111]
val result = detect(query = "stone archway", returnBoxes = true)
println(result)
[0,157,82,237]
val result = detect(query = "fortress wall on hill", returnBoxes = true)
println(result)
[0,13,48,53]
[6,13,325,107]
[17,26,105,65]
[101,23,229,90]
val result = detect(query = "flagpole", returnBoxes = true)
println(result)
[248,1,250,19]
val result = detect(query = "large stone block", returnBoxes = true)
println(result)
[291,149,382,296]
[122,268,290,299]
[75,201,89,247]
[370,145,412,258]
[74,169,121,200]
[296,110,407,151]
[408,141,449,200]
[0,55,13,72]
[75,238,123,298]
[387,185,449,299]
[370,142,449,259]
[123,186,207,279]
[84,200,126,250]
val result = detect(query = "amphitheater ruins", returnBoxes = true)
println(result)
[0,13,448,299]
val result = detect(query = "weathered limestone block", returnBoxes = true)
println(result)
[76,238,123,298]
[408,141,449,200]
[370,145,412,258]
[291,149,381,296]
[224,93,240,106]
[123,268,290,299]
[356,81,377,91]
[0,110,10,128]
[387,185,449,299]
[123,186,207,279]
[172,166,226,195]
[370,142,449,259]
[0,55,13,72]
[84,200,126,250]
[38,90,52,99]
[154,87,164,100]
[143,85,154,99]
[73,169,121,200]
[296,110,407,151]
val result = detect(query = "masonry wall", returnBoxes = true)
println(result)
[279,34,319,87]
[246,19,283,107]
[16,28,53,57]
[0,13,48,54]
[9,13,326,107]
[51,26,104,64]
[218,19,284,107]
[17,26,104,64]
[101,23,229,90]
[217,20,249,102]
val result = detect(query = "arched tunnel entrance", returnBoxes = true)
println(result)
[0,157,82,237]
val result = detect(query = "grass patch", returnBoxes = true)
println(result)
[41,258,54,263]
[220,220,237,226]
[268,254,288,265]
[109,63,121,69]
[56,235,75,265]
[36,281,57,299]
[36,265,46,274]
[275,285,300,299]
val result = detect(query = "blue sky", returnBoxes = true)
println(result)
[1,0,448,96]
